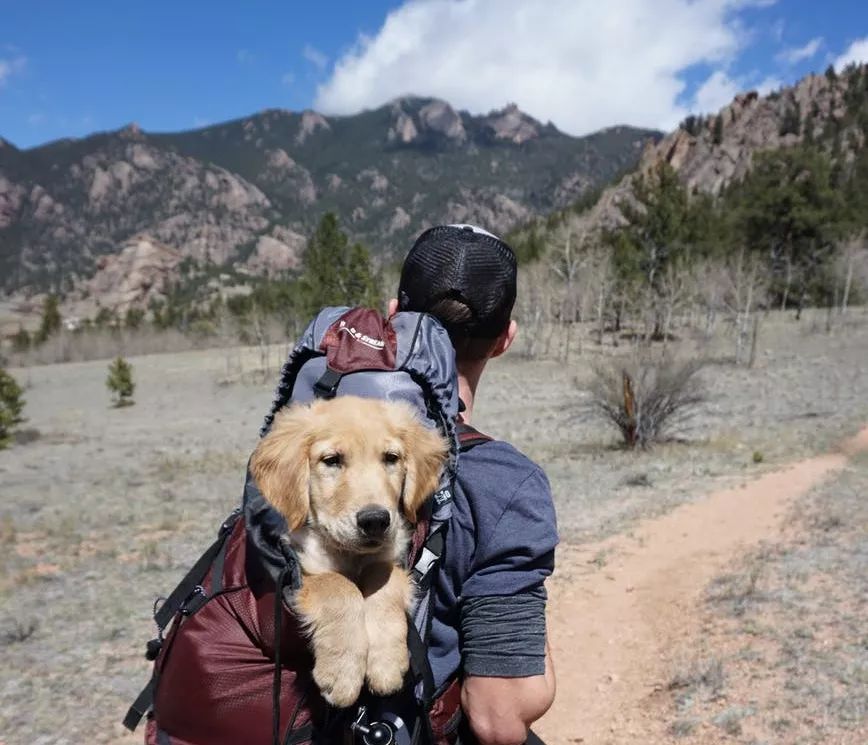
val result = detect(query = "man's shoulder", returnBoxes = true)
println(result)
[456,435,552,509]
[461,436,543,478]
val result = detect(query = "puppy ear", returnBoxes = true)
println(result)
[250,406,313,531]
[399,415,449,524]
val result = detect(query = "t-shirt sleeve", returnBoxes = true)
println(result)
[457,457,558,677]
[461,465,558,598]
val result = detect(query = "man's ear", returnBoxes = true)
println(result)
[250,406,313,530]
[397,416,448,524]
[490,319,518,359]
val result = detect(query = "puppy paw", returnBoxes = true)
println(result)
[313,644,367,708]
[365,636,410,696]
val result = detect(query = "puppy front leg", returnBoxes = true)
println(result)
[360,563,414,696]
[293,571,368,708]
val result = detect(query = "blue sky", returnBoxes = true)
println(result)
[1,0,867,149]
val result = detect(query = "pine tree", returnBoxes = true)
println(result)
[735,146,844,311]
[301,212,382,315]
[36,295,61,343]
[0,367,25,449]
[106,356,135,407]
[345,242,382,309]
[712,115,724,145]
[609,163,695,337]
[12,326,31,353]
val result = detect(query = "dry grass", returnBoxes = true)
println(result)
[661,460,868,743]
[0,311,867,742]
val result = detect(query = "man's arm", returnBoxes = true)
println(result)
[461,641,556,745]
[454,455,558,745]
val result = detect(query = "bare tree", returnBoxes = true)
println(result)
[548,224,589,361]
[838,233,866,316]
[723,247,767,366]
[515,262,556,360]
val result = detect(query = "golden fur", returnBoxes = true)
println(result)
[250,395,448,707]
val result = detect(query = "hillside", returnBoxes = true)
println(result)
[513,64,868,247]
[0,99,658,308]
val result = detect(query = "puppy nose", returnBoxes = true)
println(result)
[356,506,391,536]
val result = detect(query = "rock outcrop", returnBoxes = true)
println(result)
[569,66,865,236]
[83,236,181,314]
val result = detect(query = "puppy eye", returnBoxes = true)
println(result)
[321,453,343,468]
[383,451,401,465]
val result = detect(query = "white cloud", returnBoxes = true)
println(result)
[776,36,823,65]
[692,70,740,115]
[313,0,769,135]
[281,71,296,87]
[756,75,783,95]
[834,37,868,71]
[0,55,26,87]
[303,44,329,72]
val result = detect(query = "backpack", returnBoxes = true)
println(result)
[123,307,491,745]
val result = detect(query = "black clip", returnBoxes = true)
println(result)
[145,637,163,661]
[313,368,342,399]
[180,585,208,616]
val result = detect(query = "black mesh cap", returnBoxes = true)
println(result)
[398,224,517,339]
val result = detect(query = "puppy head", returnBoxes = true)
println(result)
[250,396,448,554]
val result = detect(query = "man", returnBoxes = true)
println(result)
[134,224,555,745]
[391,224,558,745]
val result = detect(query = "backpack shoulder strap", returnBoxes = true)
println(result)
[456,422,493,452]
[122,508,242,732]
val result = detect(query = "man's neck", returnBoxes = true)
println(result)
[456,361,485,425]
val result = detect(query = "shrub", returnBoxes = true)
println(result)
[35,295,61,344]
[12,327,31,352]
[0,367,26,449]
[106,356,135,407]
[589,354,705,448]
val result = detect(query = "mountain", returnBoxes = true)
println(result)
[0,99,659,311]
[520,64,868,242]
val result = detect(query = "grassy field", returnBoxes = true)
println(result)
[1,310,867,743]
[658,453,868,744]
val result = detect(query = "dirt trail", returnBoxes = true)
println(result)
[536,427,868,745]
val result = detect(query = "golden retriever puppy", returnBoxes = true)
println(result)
[250,396,448,708]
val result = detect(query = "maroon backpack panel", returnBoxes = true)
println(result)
[148,519,321,745]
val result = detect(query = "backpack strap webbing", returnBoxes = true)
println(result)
[122,508,242,732]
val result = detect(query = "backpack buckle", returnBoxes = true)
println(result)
[180,585,208,615]
[313,368,342,398]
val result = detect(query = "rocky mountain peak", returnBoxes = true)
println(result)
[388,102,420,144]
[119,122,144,141]
[483,103,541,144]
[557,64,867,242]
[296,110,331,145]
[634,65,860,197]
[418,100,466,142]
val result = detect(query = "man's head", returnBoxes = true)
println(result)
[394,224,518,365]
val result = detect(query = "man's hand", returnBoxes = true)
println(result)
[460,643,555,745]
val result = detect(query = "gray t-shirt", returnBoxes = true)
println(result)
[428,438,558,689]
